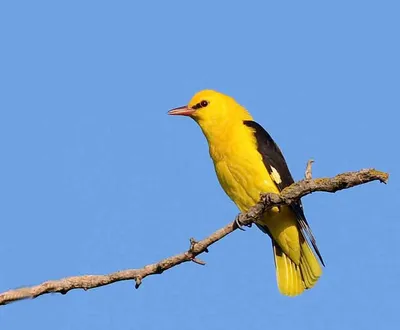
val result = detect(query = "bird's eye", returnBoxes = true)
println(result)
[191,100,209,110]
[200,100,209,107]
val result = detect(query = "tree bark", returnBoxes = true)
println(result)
[0,168,388,306]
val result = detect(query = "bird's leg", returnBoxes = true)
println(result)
[234,215,246,231]
[234,214,252,231]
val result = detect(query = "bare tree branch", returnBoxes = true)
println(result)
[305,159,314,180]
[0,168,388,306]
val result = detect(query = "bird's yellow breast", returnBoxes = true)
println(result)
[207,124,279,213]
[206,122,301,262]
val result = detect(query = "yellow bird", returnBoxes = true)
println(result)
[168,90,324,296]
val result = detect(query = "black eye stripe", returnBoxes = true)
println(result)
[193,100,209,110]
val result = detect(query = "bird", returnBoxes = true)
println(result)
[168,90,324,296]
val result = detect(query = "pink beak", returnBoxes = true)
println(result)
[167,105,196,116]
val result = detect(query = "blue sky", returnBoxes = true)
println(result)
[0,1,399,329]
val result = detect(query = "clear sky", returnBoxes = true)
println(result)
[1,1,399,329]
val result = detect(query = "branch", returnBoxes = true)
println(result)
[305,159,314,180]
[0,168,388,306]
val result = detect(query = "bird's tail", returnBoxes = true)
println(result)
[273,234,322,296]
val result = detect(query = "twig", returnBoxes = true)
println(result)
[305,159,314,180]
[0,168,388,306]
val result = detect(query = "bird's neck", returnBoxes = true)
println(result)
[198,119,253,162]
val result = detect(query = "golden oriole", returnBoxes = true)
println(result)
[168,90,324,296]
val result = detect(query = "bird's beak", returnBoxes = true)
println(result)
[167,105,195,117]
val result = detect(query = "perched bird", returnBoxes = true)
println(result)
[168,90,324,296]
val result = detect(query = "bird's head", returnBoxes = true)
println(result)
[168,90,253,137]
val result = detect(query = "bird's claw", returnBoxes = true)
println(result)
[234,215,252,231]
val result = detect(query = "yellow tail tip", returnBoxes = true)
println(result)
[274,242,322,296]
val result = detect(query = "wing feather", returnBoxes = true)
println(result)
[243,120,324,266]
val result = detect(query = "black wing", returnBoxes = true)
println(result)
[243,120,324,266]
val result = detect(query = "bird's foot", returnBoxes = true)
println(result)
[234,215,252,231]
